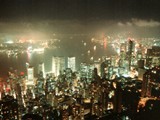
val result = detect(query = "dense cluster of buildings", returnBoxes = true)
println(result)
[0,38,160,120]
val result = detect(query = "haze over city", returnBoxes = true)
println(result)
[0,0,160,40]
[0,0,160,120]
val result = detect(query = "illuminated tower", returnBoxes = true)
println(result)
[67,56,76,72]
[52,56,65,76]
[38,62,45,77]
[103,37,107,49]
[80,63,88,78]
[100,82,109,112]
[100,61,107,79]
[119,43,127,67]
[127,39,135,70]
[141,70,151,97]
[113,81,122,113]
[146,49,152,67]
[138,60,146,80]
[93,61,101,76]
[26,66,34,86]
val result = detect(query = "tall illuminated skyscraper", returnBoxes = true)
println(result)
[52,56,65,76]
[141,70,151,97]
[67,57,76,72]
[38,62,45,77]
[93,61,101,76]
[127,39,134,70]
[26,66,34,85]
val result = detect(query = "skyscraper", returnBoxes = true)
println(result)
[38,62,45,77]
[26,66,34,86]
[142,70,151,97]
[52,56,66,76]
[127,39,135,70]
[67,57,76,72]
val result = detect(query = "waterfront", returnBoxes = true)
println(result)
[0,37,160,119]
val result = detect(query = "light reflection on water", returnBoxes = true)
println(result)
[0,44,113,78]
[0,51,44,78]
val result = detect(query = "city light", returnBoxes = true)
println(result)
[0,0,160,119]
[5,40,13,44]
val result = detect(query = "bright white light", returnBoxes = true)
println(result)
[26,62,30,68]
[126,116,130,120]
[93,46,96,51]
[27,46,32,51]
[6,40,13,44]
[91,38,95,42]
[87,50,90,54]
[154,43,157,46]
[33,48,44,53]
[116,48,120,54]
[25,81,34,85]
[29,39,33,43]
[122,74,130,77]
[90,57,94,61]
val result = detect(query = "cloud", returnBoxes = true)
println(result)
[118,19,160,27]
[132,19,160,27]
[117,22,124,27]
[126,22,132,26]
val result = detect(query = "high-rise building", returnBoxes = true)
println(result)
[127,39,135,70]
[79,63,95,79]
[52,56,66,76]
[146,49,153,67]
[152,57,160,66]
[120,43,127,53]
[100,61,107,79]
[141,70,151,97]
[67,57,76,72]
[38,62,45,77]
[113,82,122,113]
[93,61,101,76]
[26,66,34,85]
[138,69,146,81]
[80,63,88,78]
[146,46,160,67]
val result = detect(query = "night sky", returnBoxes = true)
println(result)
[0,0,160,21]
[0,0,160,38]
